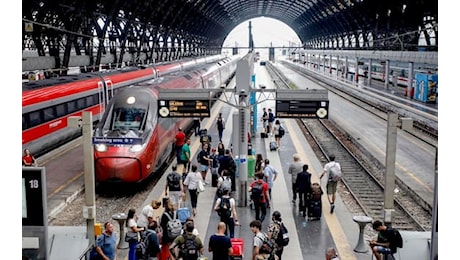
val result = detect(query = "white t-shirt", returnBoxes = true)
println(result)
[184,171,202,190]
[324,161,341,181]
[137,205,154,228]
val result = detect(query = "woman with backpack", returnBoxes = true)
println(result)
[159,201,177,260]
[267,211,289,260]
[273,120,284,150]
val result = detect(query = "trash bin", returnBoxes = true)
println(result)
[247,155,255,179]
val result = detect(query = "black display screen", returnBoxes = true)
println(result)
[22,168,46,226]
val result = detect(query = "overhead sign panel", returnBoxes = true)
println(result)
[158,89,211,118]
[92,137,143,145]
[276,89,329,119]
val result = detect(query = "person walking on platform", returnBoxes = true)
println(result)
[250,220,278,260]
[218,149,237,192]
[254,153,265,180]
[214,188,239,238]
[208,222,233,259]
[210,147,220,187]
[217,142,225,157]
[183,164,202,216]
[174,127,186,164]
[126,208,146,260]
[216,112,225,142]
[320,154,342,213]
[325,247,340,260]
[273,119,283,149]
[138,199,162,229]
[94,221,117,260]
[169,221,204,260]
[165,165,185,210]
[267,211,286,260]
[261,107,269,133]
[249,173,270,222]
[192,117,201,136]
[263,159,278,208]
[296,164,312,217]
[159,201,176,260]
[288,154,303,204]
[267,108,275,135]
[197,143,213,185]
[180,138,192,174]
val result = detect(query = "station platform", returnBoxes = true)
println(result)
[43,62,433,260]
[113,99,372,260]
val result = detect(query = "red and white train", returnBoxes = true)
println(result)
[22,55,226,157]
[92,55,241,183]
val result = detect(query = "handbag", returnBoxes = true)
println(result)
[197,179,205,193]
[125,231,139,243]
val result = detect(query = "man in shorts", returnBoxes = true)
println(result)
[165,165,185,209]
[319,154,341,213]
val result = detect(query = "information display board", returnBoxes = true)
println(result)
[276,100,329,119]
[158,100,210,117]
[22,167,47,226]
[275,89,329,119]
[22,167,49,260]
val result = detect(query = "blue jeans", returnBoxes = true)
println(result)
[129,241,138,260]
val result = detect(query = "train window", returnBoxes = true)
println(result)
[184,74,192,80]
[77,98,86,110]
[43,107,56,121]
[67,100,77,114]
[113,108,146,130]
[22,115,28,130]
[28,111,42,128]
[56,103,67,118]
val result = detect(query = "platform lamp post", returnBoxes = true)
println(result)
[68,112,96,246]
[383,113,412,225]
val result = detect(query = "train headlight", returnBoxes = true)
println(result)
[95,144,108,152]
[130,144,144,153]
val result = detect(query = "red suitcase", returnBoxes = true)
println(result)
[229,237,244,259]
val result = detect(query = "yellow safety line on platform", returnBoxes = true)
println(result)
[284,119,357,260]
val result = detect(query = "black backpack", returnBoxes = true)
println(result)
[251,181,264,202]
[390,228,403,249]
[275,222,289,247]
[179,234,199,258]
[278,125,285,136]
[217,197,232,220]
[167,173,181,191]
[257,233,275,257]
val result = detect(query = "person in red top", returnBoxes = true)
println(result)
[174,127,186,164]
[22,148,37,166]
[248,173,270,222]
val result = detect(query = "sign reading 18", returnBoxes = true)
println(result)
[29,179,40,188]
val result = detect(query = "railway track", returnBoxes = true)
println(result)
[300,118,429,231]
[281,61,438,143]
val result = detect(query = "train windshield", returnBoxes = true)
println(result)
[107,107,147,137]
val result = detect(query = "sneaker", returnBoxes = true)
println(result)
[330,204,335,214]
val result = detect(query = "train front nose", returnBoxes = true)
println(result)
[95,156,143,183]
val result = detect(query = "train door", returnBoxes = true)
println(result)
[97,79,113,114]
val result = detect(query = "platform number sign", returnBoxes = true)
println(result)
[22,167,47,226]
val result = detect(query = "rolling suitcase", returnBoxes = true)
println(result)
[229,238,244,260]
[269,141,277,151]
[177,207,191,224]
[308,199,322,220]
[260,132,268,138]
